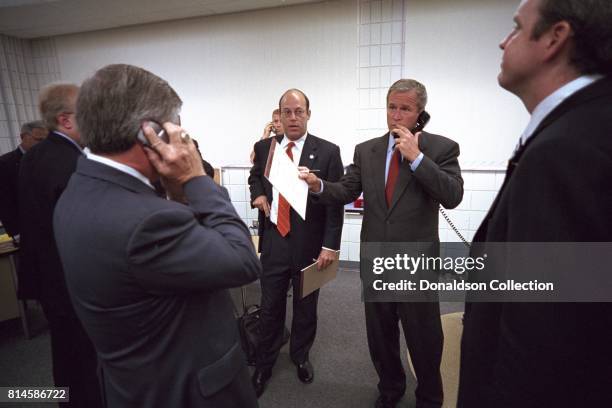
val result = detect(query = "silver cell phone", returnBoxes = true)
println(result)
[137,121,167,146]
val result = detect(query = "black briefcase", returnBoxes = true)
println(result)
[236,286,261,366]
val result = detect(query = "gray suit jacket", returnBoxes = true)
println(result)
[53,157,260,408]
[319,131,463,243]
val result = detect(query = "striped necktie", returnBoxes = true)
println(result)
[276,142,295,237]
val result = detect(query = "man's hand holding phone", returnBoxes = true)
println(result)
[142,122,205,200]
[393,125,421,162]
[262,121,274,140]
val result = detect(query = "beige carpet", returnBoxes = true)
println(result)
[407,312,463,408]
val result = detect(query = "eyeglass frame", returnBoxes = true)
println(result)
[280,108,308,118]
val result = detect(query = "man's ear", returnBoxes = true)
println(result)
[542,20,573,62]
[57,112,74,130]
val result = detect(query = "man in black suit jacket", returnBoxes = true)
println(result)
[0,120,47,238]
[53,64,260,408]
[458,1,612,407]
[249,89,344,397]
[301,79,463,408]
[18,83,102,408]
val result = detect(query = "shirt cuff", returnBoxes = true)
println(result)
[311,179,325,195]
[410,152,424,171]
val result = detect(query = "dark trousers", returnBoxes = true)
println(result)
[256,228,319,371]
[365,301,444,408]
[40,293,103,408]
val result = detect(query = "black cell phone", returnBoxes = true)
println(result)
[137,121,167,146]
[392,111,431,138]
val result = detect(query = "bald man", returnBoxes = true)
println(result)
[248,89,344,397]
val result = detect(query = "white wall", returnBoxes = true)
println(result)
[34,0,530,246]
[50,0,527,169]
[405,0,528,168]
[53,0,359,167]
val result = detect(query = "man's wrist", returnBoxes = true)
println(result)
[409,152,424,171]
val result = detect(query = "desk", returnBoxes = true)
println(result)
[0,244,30,338]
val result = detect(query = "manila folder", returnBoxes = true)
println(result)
[300,250,340,299]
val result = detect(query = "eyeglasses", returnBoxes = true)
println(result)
[281,108,307,118]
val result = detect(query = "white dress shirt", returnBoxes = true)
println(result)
[86,150,155,190]
[519,74,603,147]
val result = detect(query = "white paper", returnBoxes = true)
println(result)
[266,141,308,220]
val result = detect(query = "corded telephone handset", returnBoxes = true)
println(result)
[411,110,430,133]
[392,110,431,138]
[393,110,471,247]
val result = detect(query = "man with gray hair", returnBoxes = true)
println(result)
[301,79,463,408]
[53,64,260,408]
[18,83,102,407]
[0,120,47,239]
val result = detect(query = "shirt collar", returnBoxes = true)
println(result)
[520,74,603,145]
[53,130,84,153]
[85,149,155,190]
[281,133,307,151]
[387,133,396,153]
[18,145,26,154]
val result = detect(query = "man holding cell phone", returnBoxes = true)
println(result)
[53,64,260,408]
[250,108,284,164]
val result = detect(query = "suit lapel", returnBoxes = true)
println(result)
[370,134,390,212]
[388,160,413,213]
[387,131,434,213]
[263,135,284,196]
[530,76,612,141]
[298,133,317,170]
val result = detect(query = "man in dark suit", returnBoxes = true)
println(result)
[249,89,344,397]
[301,79,463,408]
[458,1,612,407]
[53,64,261,408]
[0,120,47,239]
[18,83,102,408]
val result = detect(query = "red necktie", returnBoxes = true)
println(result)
[385,148,401,207]
[277,142,295,237]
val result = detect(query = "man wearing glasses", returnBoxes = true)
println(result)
[249,89,344,397]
